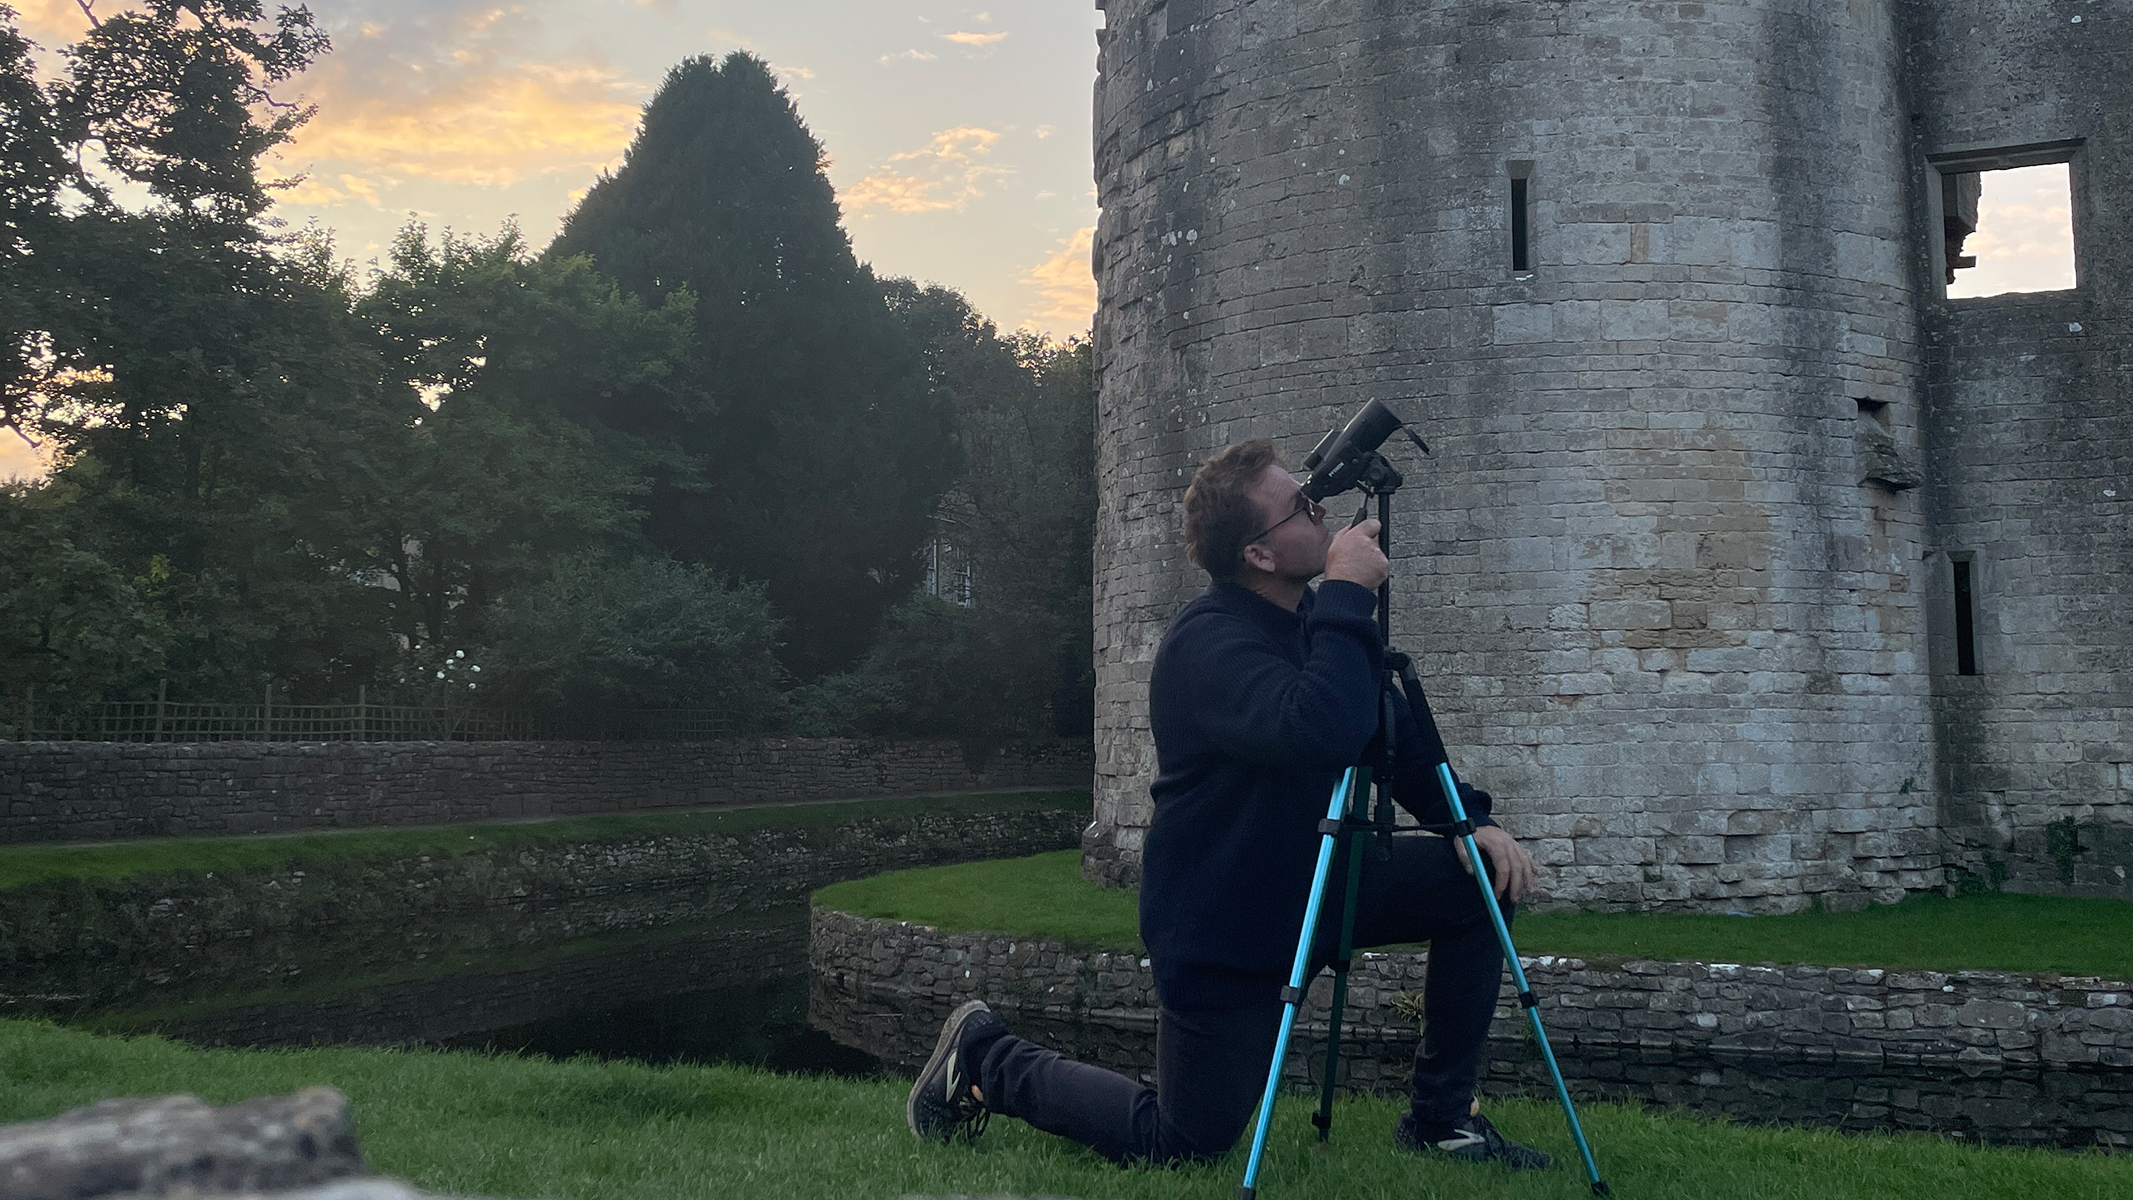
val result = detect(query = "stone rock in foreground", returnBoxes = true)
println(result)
[0,1087,370,1200]
[104,1186,432,1200]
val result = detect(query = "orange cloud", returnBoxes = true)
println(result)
[280,172,384,208]
[1025,225,1095,335]
[285,60,642,189]
[8,0,99,44]
[942,31,1008,48]
[842,126,1010,215]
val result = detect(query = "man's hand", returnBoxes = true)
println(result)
[1454,825,1538,903]
[1323,518,1388,590]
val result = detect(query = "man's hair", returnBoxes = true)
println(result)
[1184,439,1282,582]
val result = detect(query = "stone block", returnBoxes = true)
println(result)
[0,1088,368,1200]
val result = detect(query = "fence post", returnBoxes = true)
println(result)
[262,683,273,741]
[154,679,168,743]
[357,684,368,742]
[19,684,29,741]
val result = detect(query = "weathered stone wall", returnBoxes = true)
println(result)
[1901,3,2133,899]
[1089,0,1943,909]
[0,737,1091,845]
[0,795,1086,1017]
[811,909,2133,1145]
[812,909,2133,1073]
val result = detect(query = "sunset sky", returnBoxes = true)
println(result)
[0,1,2076,483]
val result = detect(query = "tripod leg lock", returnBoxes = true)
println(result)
[1517,989,1540,1010]
[1317,817,1343,836]
[1280,984,1304,1006]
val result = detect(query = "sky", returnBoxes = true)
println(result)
[0,2,2079,484]
[12,0,1108,328]
[1944,163,2077,299]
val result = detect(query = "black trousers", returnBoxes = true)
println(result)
[976,833,1511,1165]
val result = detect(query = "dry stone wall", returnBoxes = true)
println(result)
[0,738,1089,845]
[811,909,2133,1074]
[810,909,2133,1146]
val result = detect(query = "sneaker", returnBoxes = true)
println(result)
[1394,1110,1554,1170]
[906,999,1002,1144]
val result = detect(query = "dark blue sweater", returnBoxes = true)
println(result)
[1137,579,1495,1009]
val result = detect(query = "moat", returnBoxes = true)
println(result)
[13,902,2126,1153]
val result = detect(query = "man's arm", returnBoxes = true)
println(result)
[1174,580,1384,770]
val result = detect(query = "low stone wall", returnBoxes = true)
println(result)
[2,796,1085,1017]
[0,737,1091,844]
[806,912,2133,1078]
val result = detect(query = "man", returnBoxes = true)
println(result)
[906,438,1548,1169]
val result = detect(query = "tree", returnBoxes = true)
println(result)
[798,286,1095,750]
[355,224,696,654]
[480,555,785,721]
[549,52,958,680]
[0,7,71,441]
[0,3,402,702]
[0,479,170,702]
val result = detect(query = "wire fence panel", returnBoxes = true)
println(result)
[0,696,739,743]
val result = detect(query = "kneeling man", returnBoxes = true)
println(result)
[907,438,1547,1169]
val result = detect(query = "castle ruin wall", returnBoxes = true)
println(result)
[1087,0,2128,906]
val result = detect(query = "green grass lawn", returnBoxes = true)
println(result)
[4,1019,2126,1200]
[815,850,2133,978]
[0,790,1087,892]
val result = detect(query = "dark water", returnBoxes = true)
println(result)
[36,906,894,1080]
[443,974,886,1077]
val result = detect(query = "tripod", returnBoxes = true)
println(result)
[1235,454,1610,1199]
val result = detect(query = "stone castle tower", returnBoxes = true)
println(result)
[1085,0,2130,909]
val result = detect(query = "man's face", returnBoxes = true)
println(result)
[1242,463,1332,580]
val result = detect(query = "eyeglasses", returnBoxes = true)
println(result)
[1249,489,1325,543]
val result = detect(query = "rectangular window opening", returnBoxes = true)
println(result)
[1507,160,1534,275]
[1951,556,1978,676]
[1938,155,2076,298]
[1510,179,1530,272]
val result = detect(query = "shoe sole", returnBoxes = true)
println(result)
[907,998,991,1142]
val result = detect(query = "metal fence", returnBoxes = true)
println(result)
[0,685,739,743]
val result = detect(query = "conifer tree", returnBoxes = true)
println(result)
[551,52,957,679]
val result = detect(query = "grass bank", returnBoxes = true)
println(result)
[0,790,1087,892]
[4,1020,2125,1200]
[815,850,2133,978]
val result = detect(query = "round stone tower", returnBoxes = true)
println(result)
[1086,0,1945,910]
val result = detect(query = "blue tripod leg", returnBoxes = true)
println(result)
[1434,762,1611,1196]
[1237,767,1361,1200]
